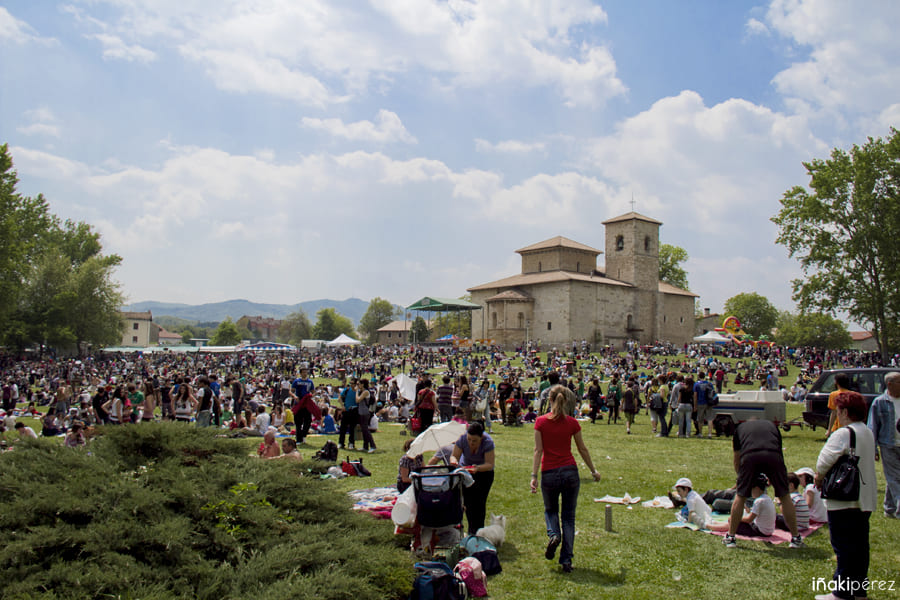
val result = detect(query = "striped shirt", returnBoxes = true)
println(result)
[789,491,810,529]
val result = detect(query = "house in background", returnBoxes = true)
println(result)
[850,331,879,352]
[120,311,157,347]
[237,315,282,341]
[376,320,432,345]
[154,326,184,346]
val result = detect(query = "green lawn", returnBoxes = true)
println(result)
[8,353,898,599]
[325,405,898,600]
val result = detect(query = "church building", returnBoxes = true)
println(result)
[467,212,696,348]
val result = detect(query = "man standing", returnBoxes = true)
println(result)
[338,379,359,450]
[693,372,715,438]
[868,371,900,518]
[723,418,803,549]
[827,372,852,435]
[436,375,455,423]
[292,367,315,444]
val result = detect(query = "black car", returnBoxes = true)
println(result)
[803,367,894,429]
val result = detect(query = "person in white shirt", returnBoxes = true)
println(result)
[731,474,776,537]
[673,477,712,528]
[815,391,877,600]
[796,467,828,523]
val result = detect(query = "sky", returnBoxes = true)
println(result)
[1,0,898,319]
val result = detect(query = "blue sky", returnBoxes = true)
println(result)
[1,1,898,323]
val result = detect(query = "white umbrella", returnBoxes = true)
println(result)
[405,421,467,458]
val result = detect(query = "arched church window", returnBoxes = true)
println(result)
[538,261,542,272]
[517,313,524,329]
[492,312,497,328]
[616,235,624,251]
[576,261,580,272]
[644,236,650,252]
[627,314,633,330]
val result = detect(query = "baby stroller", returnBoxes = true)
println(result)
[504,398,523,426]
[410,465,466,558]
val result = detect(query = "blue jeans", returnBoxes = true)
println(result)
[541,466,580,566]
[878,444,900,516]
[676,404,692,436]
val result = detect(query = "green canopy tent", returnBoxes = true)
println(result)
[406,296,482,342]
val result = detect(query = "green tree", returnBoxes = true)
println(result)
[277,310,312,345]
[723,292,778,339]
[772,129,900,362]
[658,243,690,290]
[358,297,399,343]
[409,316,430,344]
[0,145,124,353]
[774,311,852,349]
[210,317,244,345]
[312,308,356,340]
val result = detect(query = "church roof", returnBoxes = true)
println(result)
[486,289,534,302]
[516,236,601,255]
[658,281,699,297]
[468,270,632,292]
[601,211,663,225]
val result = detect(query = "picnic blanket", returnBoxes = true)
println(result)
[666,511,823,545]
[348,487,400,519]
[594,493,641,504]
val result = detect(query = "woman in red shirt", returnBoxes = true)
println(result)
[530,385,601,573]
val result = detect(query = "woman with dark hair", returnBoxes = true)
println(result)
[452,420,495,534]
[458,375,471,421]
[415,379,436,431]
[531,385,601,573]
[814,391,877,600]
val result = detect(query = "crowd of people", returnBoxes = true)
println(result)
[1,342,898,590]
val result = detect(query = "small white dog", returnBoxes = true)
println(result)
[475,514,507,547]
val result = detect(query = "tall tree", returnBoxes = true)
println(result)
[312,308,356,341]
[723,292,778,339]
[277,310,312,345]
[658,243,690,290]
[358,297,399,343]
[409,316,430,344]
[774,311,852,349]
[210,317,244,346]
[772,129,900,362]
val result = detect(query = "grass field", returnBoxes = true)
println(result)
[326,403,898,600]
[6,353,899,599]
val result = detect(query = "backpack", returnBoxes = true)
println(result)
[410,561,467,600]
[314,440,339,462]
[702,382,719,407]
[649,392,663,410]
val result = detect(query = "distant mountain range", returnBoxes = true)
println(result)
[122,298,381,325]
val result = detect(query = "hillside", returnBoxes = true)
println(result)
[123,298,377,325]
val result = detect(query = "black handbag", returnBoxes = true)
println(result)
[820,426,862,501]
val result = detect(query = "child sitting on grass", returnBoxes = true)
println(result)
[731,474,775,537]
[775,472,809,531]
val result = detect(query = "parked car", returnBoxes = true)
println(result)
[802,368,894,429]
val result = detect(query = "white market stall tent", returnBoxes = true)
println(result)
[327,333,361,346]
[692,331,730,344]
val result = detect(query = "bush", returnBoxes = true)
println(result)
[0,423,412,599]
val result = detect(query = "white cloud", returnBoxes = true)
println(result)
[585,90,825,229]
[16,123,61,138]
[764,0,900,120]
[744,18,769,37]
[475,139,546,154]
[89,33,156,63]
[482,172,614,226]
[17,107,61,138]
[63,0,625,107]
[0,7,55,45]
[301,110,416,144]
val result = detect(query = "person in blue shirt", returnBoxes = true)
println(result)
[338,378,358,450]
[291,367,316,444]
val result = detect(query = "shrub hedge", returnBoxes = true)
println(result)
[0,423,412,599]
